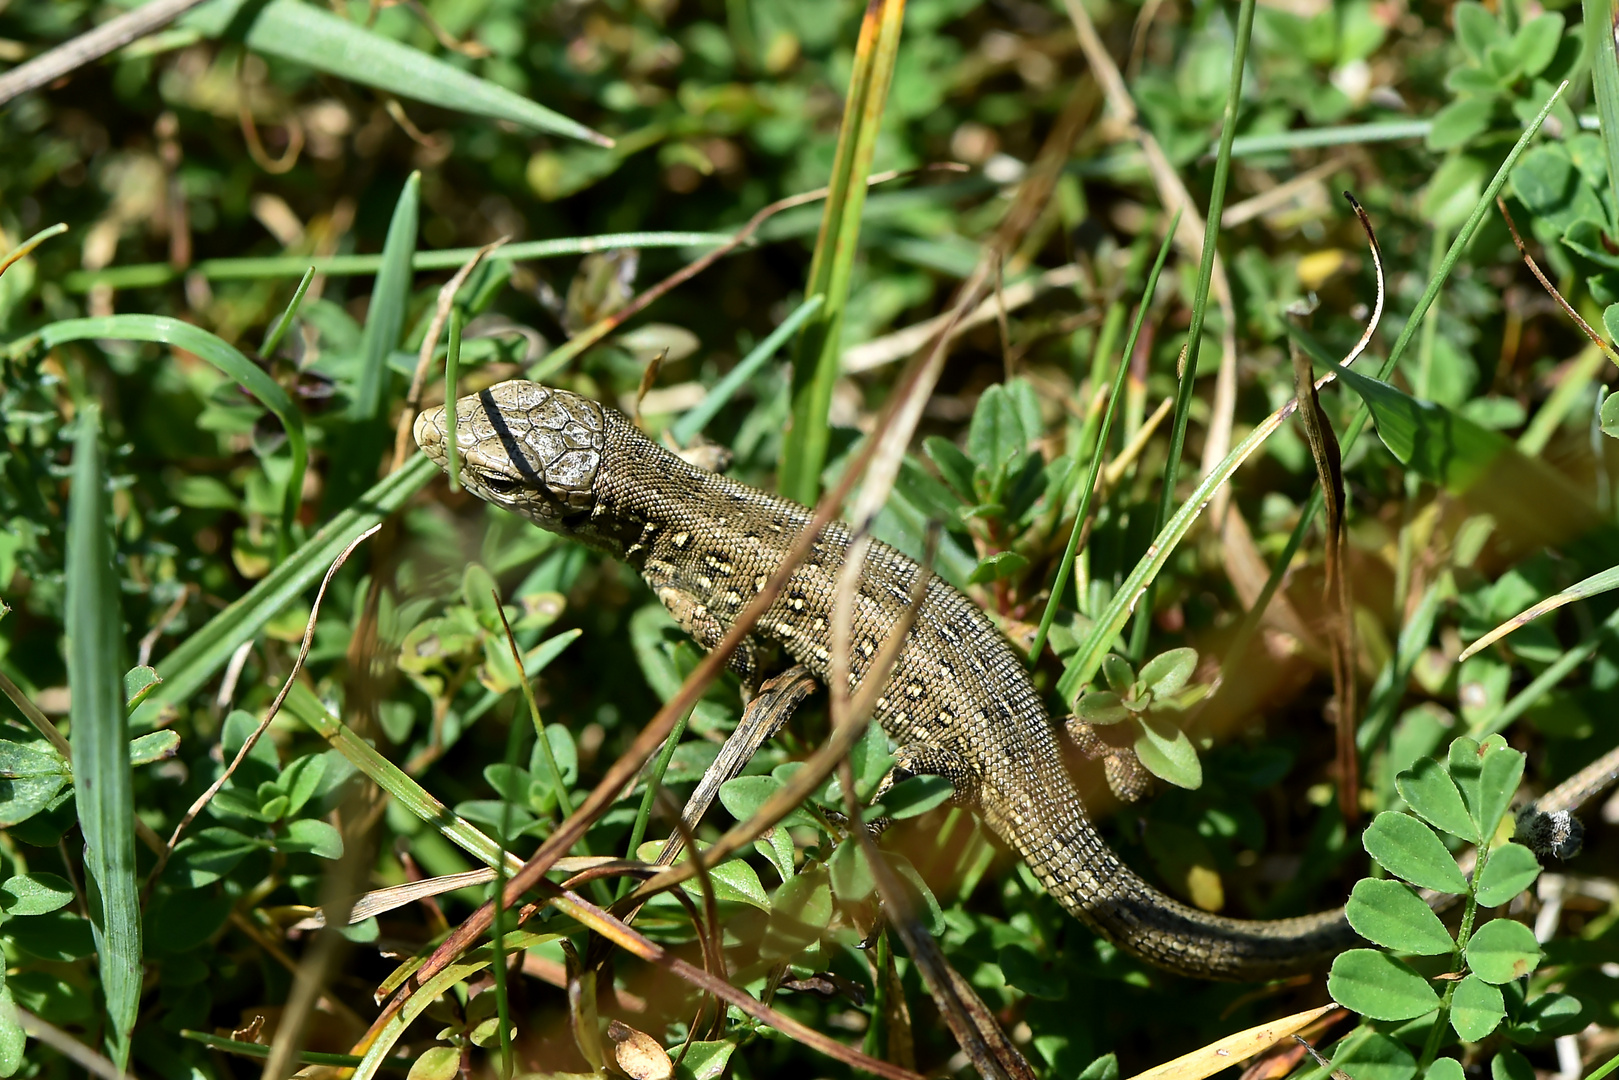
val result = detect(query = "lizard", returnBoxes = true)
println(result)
[412,379,1361,980]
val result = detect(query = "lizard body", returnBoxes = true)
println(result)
[414,380,1358,980]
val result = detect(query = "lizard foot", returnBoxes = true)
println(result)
[1066,716,1153,803]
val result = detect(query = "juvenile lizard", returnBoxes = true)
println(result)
[413,380,1359,980]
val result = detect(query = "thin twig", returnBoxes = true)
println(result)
[16,1007,134,1080]
[150,524,382,886]
[1498,197,1619,365]
[0,0,211,106]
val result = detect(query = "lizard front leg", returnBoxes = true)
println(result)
[1065,715,1153,804]
[652,583,772,696]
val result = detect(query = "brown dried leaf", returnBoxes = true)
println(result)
[607,1019,673,1080]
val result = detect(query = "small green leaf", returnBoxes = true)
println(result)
[408,1045,461,1080]
[1505,991,1583,1041]
[924,436,977,502]
[1473,743,1524,842]
[695,858,769,911]
[1077,691,1131,725]
[0,873,74,917]
[968,550,1029,584]
[1474,843,1541,907]
[1397,758,1478,842]
[1132,714,1202,790]
[1426,1059,1464,1080]
[1451,974,1506,1041]
[1346,879,1455,955]
[281,818,344,860]
[1466,919,1543,984]
[878,774,954,819]
[1492,1050,1535,1080]
[1600,391,1619,439]
[998,942,1069,1000]
[128,730,180,767]
[123,667,160,709]
[1101,654,1135,694]
[760,869,832,961]
[1330,1033,1416,1080]
[674,1041,736,1080]
[1362,812,1470,893]
[1139,648,1196,699]
[1328,949,1441,1020]
[828,839,875,903]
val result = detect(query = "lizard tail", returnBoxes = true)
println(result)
[1007,799,1360,980]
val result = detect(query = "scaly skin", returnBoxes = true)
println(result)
[413,380,1358,979]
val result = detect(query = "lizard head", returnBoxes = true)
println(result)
[413,380,605,528]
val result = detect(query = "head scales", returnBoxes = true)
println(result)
[413,380,605,528]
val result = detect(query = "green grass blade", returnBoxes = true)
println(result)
[778,0,904,503]
[1460,563,1619,661]
[62,232,734,292]
[1028,213,1179,664]
[133,454,437,728]
[328,172,419,511]
[260,266,316,358]
[1058,397,1300,701]
[1226,120,1433,157]
[1585,0,1619,221]
[42,314,308,562]
[65,403,141,1068]
[0,223,68,278]
[670,293,824,447]
[1131,0,1256,659]
[445,306,464,492]
[182,0,609,146]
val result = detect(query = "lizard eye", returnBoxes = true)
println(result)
[480,473,522,495]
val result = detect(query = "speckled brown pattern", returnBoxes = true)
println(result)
[414,380,1358,980]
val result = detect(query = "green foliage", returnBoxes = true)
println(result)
[1,0,1615,1074]
[1331,736,1567,1068]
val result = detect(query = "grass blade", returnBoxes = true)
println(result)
[328,172,419,511]
[61,232,734,292]
[1585,0,1619,220]
[182,0,610,146]
[65,403,141,1068]
[42,314,308,562]
[778,0,905,503]
[1028,213,1179,664]
[0,223,68,279]
[1460,563,1619,660]
[1130,0,1255,660]
[1226,120,1433,157]
[132,454,437,729]
[669,293,824,447]
[260,266,315,358]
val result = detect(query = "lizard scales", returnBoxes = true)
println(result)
[414,380,1357,980]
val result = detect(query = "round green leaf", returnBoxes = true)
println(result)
[1396,758,1478,842]
[1492,1049,1535,1080]
[1139,648,1196,699]
[0,873,74,917]
[1328,949,1441,1020]
[408,1046,460,1080]
[1426,1058,1464,1080]
[1362,812,1470,894]
[1451,974,1505,1042]
[719,775,785,820]
[696,858,770,911]
[281,818,344,860]
[1474,843,1541,907]
[1466,919,1543,984]
[1132,714,1202,789]
[1346,879,1454,955]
